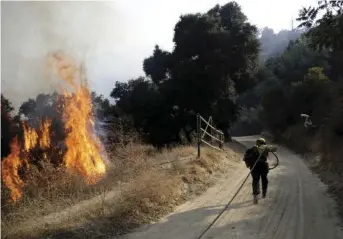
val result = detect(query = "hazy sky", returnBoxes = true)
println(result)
[1,0,315,108]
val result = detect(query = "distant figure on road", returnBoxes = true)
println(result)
[243,138,277,204]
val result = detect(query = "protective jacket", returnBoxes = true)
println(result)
[256,144,277,160]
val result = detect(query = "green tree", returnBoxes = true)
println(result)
[297,1,343,138]
[297,1,343,51]
[169,2,260,136]
[111,2,260,145]
[260,85,292,134]
[289,67,331,124]
[265,39,329,85]
[143,45,172,85]
[110,78,178,146]
[297,1,343,81]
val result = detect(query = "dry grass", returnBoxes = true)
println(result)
[1,143,242,239]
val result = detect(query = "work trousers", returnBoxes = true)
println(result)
[251,162,269,196]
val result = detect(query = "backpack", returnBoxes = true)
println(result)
[243,146,260,168]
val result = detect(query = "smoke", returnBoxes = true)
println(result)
[1,1,125,109]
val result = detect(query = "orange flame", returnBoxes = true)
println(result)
[1,137,25,202]
[22,122,38,152]
[1,52,107,203]
[39,120,51,148]
[50,51,106,183]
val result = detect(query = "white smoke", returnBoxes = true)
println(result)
[1,1,125,109]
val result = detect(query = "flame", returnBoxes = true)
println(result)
[1,52,107,203]
[2,122,38,203]
[22,122,38,152]
[50,52,106,183]
[1,137,25,202]
[39,120,51,148]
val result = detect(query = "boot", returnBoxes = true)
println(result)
[253,195,258,204]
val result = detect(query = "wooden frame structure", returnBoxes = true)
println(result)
[196,114,224,158]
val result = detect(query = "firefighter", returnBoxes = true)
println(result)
[243,138,277,204]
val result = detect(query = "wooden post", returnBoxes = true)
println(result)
[197,114,201,158]
[210,118,214,146]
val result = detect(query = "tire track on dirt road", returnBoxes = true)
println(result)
[118,136,342,239]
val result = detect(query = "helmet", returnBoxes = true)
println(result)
[256,138,266,146]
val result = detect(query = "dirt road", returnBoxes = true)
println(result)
[119,136,342,239]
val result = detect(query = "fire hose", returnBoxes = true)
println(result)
[195,150,279,239]
[269,152,279,170]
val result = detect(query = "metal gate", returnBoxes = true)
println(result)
[196,114,224,158]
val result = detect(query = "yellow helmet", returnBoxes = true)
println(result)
[256,138,266,146]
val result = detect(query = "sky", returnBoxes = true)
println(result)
[1,0,316,109]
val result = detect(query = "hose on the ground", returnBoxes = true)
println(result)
[195,150,279,239]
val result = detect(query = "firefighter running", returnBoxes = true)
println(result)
[243,138,277,204]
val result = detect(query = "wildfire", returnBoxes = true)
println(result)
[50,51,106,184]
[1,51,107,203]
[22,122,38,152]
[39,120,51,148]
[1,137,25,202]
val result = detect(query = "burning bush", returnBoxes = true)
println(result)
[1,52,107,203]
